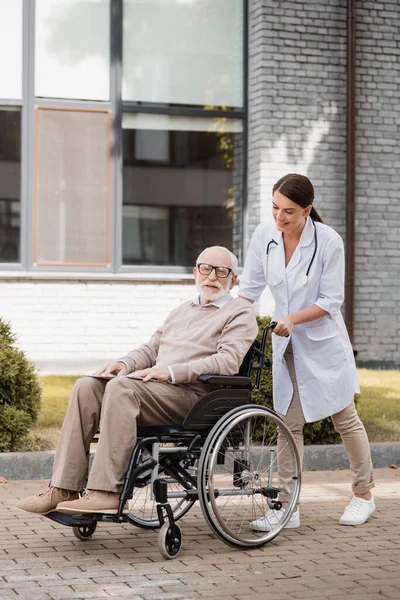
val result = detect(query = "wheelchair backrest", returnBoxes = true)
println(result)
[237,339,261,378]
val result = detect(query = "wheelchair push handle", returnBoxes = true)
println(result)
[259,320,276,353]
[253,321,276,388]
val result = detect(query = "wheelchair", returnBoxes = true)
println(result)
[45,322,301,559]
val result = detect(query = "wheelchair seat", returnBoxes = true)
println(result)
[136,388,250,439]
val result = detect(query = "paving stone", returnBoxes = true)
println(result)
[0,469,398,599]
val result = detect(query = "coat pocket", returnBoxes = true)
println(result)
[305,323,338,341]
[304,323,346,370]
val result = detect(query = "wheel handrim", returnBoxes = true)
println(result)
[199,407,301,547]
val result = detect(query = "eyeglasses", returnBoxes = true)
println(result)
[196,263,233,279]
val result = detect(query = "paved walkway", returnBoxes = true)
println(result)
[0,468,399,600]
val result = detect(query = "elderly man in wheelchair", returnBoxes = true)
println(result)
[16,245,301,558]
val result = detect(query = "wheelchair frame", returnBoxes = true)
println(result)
[45,322,301,559]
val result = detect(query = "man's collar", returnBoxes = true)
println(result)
[192,291,232,307]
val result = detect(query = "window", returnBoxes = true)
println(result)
[0,108,21,263]
[123,0,244,107]
[35,0,110,101]
[34,108,111,266]
[122,114,243,266]
[1,0,246,272]
[0,0,23,99]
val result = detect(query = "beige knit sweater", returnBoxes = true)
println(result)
[119,297,258,391]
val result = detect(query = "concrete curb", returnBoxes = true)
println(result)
[1,442,399,480]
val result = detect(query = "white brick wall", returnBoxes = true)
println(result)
[0,276,274,374]
[0,278,197,373]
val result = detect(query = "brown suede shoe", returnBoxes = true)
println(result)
[15,486,79,515]
[56,489,128,515]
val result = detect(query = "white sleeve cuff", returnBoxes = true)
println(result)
[167,366,176,384]
[315,298,341,316]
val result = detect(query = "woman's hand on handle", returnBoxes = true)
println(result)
[273,315,295,337]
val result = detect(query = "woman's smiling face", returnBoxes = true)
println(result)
[272,190,311,234]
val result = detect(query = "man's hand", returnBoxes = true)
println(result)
[93,362,127,377]
[273,315,295,337]
[130,366,171,382]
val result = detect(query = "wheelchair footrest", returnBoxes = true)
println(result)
[45,511,117,527]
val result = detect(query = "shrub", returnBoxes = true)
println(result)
[0,318,42,451]
[252,316,341,445]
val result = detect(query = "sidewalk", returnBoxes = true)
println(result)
[1,468,399,600]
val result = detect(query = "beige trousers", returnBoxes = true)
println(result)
[51,376,202,493]
[277,342,374,501]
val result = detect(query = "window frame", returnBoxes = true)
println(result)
[0,0,248,274]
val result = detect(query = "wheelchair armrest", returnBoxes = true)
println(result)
[198,374,252,387]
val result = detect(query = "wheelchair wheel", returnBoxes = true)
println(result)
[198,405,301,548]
[158,521,182,560]
[127,445,195,529]
[72,521,97,540]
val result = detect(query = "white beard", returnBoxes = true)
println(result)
[196,277,230,304]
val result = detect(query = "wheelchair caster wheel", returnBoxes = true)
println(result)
[72,522,97,541]
[158,521,182,560]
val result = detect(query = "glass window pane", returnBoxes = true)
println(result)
[123,0,244,107]
[0,0,23,99]
[35,0,110,101]
[34,108,111,266]
[0,107,21,263]
[122,114,243,267]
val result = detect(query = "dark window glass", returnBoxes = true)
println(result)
[0,108,21,263]
[122,118,243,267]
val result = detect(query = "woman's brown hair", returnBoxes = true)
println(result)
[272,173,324,223]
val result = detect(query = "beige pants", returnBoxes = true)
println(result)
[51,376,202,493]
[277,342,374,501]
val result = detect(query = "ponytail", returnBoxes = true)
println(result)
[310,206,324,223]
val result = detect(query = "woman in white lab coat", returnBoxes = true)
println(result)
[238,173,375,529]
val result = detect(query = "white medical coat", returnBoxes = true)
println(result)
[238,217,360,423]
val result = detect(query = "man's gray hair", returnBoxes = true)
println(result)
[196,246,238,274]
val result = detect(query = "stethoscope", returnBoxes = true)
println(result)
[266,219,318,287]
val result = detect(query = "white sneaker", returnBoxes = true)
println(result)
[250,508,300,532]
[339,495,375,526]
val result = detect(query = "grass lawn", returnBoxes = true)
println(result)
[19,376,79,451]
[23,370,400,450]
[356,369,400,443]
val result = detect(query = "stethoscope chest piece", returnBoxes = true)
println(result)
[300,274,308,286]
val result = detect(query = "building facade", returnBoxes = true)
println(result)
[0,0,399,372]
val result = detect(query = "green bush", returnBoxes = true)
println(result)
[252,316,341,445]
[0,318,42,452]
